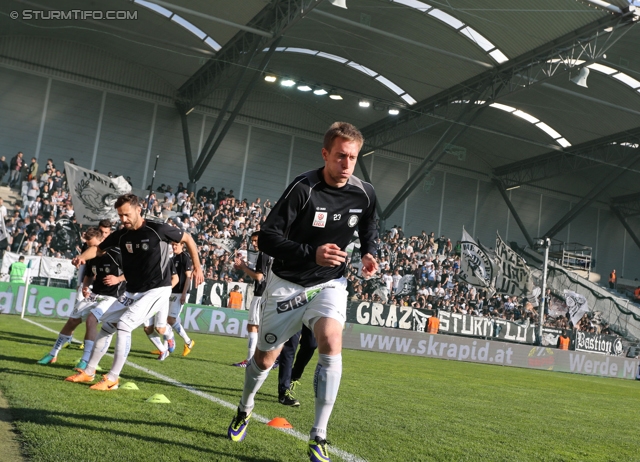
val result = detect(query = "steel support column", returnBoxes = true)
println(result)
[380,88,490,220]
[179,110,194,180]
[193,39,282,181]
[611,206,640,253]
[493,179,535,248]
[357,156,383,218]
[544,154,640,238]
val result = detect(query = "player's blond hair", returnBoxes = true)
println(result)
[323,122,364,151]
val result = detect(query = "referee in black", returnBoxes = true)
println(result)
[227,122,379,462]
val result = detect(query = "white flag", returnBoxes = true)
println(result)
[459,228,495,290]
[65,162,131,226]
[494,232,534,296]
[564,289,589,326]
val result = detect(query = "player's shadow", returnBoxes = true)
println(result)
[8,407,281,462]
[0,329,56,346]
[0,365,73,381]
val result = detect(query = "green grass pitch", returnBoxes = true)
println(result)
[0,314,638,462]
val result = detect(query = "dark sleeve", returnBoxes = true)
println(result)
[184,253,193,272]
[259,180,315,263]
[358,183,379,257]
[157,223,184,243]
[255,253,264,274]
[98,229,123,251]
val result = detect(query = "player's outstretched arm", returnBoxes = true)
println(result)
[71,246,104,268]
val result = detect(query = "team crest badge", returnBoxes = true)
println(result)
[348,215,359,227]
[105,267,111,274]
[126,243,133,253]
[142,243,149,251]
[312,211,327,228]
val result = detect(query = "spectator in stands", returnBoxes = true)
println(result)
[609,269,616,289]
[27,157,38,181]
[9,152,24,188]
[0,156,8,185]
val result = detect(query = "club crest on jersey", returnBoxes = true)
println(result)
[125,243,133,253]
[313,211,327,228]
[91,266,97,276]
[348,215,359,227]
[142,243,149,251]
[105,267,111,274]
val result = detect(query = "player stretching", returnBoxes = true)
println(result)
[158,241,196,357]
[37,227,124,369]
[227,122,379,462]
[65,194,203,390]
[232,231,272,367]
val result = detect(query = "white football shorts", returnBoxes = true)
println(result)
[69,293,118,322]
[257,272,347,351]
[100,286,172,331]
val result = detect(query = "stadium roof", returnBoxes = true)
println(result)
[2,0,640,216]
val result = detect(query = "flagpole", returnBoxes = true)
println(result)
[144,155,160,218]
[20,259,32,319]
[538,238,550,345]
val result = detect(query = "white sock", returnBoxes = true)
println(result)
[246,332,258,361]
[310,353,342,440]
[50,334,72,357]
[173,320,191,344]
[86,328,114,375]
[81,340,94,362]
[164,324,174,341]
[239,357,270,413]
[148,332,167,352]
[108,328,132,381]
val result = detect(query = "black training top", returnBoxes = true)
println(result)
[253,252,273,297]
[259,168,378,287]
[99,221,183,293]
[171,251,193,294]
[87,247,125,298]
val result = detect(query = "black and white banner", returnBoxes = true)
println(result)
[575,331,623,356]
[65,162,131,225]
[459,228,494,291]
[188,279,249,310]
[438,311,537,344]
[40,256,76,280]
[564,289,589,326]
[347,301,435,330]
[494,233,534,296]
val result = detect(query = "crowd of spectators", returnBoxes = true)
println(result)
[0,153,603,332]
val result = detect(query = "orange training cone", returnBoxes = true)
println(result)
[267,417,293,428]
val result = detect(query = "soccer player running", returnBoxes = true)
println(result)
[161,241,196,357]
[37,226,125,369]
[65,194,204,390]
[231,231,272,368]
[227,122,379,462]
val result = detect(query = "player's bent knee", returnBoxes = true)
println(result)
[143,325,154,335]
[253,348,279,370]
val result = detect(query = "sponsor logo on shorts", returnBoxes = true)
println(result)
[348,215,359,227]
[276,288,321,314]
[313,212,327,228]
[265,333,277,344]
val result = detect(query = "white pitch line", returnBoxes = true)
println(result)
[22,317,366,462]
